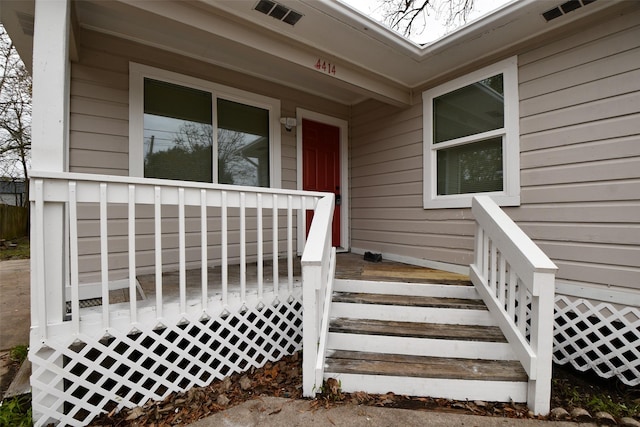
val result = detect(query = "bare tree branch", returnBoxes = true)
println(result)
[0,24,31,207]
[380,0,475,40]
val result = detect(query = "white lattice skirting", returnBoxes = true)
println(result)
[30,291,303,426]
[554,294,640,386]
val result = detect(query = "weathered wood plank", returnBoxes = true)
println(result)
[329,318,506,342]
[332,292,485,310]
[325,350,527,381]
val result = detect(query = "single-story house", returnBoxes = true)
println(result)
[1,0,638,425]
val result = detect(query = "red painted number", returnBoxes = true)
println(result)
[314,59,336,75]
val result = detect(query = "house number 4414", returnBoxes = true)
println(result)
[314,59,336,75]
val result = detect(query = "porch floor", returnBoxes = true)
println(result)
[107,253,471,308]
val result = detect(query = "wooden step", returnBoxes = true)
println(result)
[330,301,496,326]
[322,279,526,403]
[333,292,487,310]
[327,317,517,360]
[325,350,527,382]
[323,350,528,402]
[333,279,477,299]
[330,288,496,326]
[329,318,506,342]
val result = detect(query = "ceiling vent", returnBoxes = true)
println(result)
[254,0,303,26]
[542,0,597,22]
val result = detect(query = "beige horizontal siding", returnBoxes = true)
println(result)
[512,6,639,291]
[351,6,640,292]
[69,29,348,280]
[521,135,640,168]
[351,100,475,266]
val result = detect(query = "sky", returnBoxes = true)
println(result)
[341,0,514,44]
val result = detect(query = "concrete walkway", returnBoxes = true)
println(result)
[186,396,595,427]
[0,258,30,350]
[0,258,31,398]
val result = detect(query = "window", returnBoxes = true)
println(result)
[130,63,281,187]
[422,57,520,208]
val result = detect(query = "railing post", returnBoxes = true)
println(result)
[30,0,71,337]
[302,263,321,397]
[527,271,555,415]
[301,194,334,397]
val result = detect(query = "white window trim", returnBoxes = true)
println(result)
[129,62,282,188]
[422,56,520,209]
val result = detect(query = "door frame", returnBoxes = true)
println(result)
[296,108,349,252]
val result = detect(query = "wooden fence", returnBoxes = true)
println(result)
[0,204,28,239]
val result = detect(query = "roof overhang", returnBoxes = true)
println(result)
[1,0,634,107]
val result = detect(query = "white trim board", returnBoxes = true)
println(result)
[555,280,640,307]
[128,62,282,188]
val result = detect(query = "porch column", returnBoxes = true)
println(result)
[30,0,71,329]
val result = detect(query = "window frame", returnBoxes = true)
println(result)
[129,62,282,188]
[422,56,520,209]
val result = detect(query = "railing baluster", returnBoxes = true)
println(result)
[482,233,490,280]
[221,191,228,309]
[257,194,264,302]
[518,278,527,335]
[507,267,517,320]
[240,192,246,304]
[128,184,137,324]
[272,194,279,296]
[475,224,483,268]
[178,188,186,314]
[287,195,293,294]
[301,196,307,252]
[68,181,80,334]
[490,241,498,294]
[100,183,110,329]
[33,179,47,339]
[154,186,163,319]
[201,189,208,313]
[499,253,506,309]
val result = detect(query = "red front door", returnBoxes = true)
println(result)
[302,119,341,247]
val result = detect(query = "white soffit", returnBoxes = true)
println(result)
[75,0,407,105]
[208,0,626,87]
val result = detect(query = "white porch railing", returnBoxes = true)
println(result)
[470,196,558,415]
[30,171,329,334]
[29,170,334,426]
[300,193,336,396]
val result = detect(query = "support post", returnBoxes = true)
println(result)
[30,0,71,327]
[29,1,71,424]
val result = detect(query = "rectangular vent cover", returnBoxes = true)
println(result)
[543,0,597,22]
[254,0,303,26]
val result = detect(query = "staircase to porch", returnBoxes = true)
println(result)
[322,278,528,402]
[303,197,558,415]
